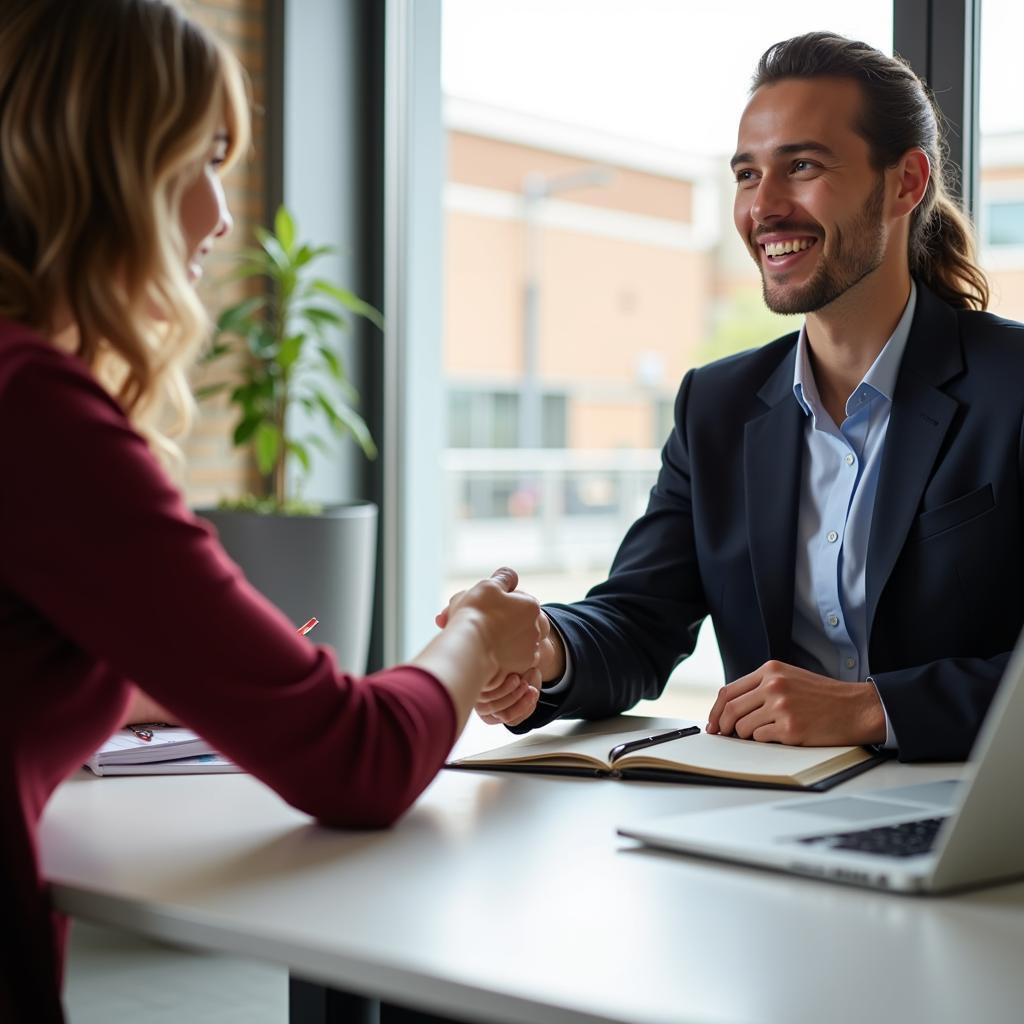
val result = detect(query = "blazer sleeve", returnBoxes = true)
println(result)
[872,655,1010,762]
[512,370,709,731]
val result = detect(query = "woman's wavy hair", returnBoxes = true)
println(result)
[0,0,250,462]
[753,31,989,311]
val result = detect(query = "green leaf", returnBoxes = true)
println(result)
[286,440,311,473]
[278,333,304,371]
[255,227,291,276]
[215,296,265,335]
[314,392,376,459]
[199,341,231,364]
[237,244,276,267]
[316,344,344,381]
[228,384,249,405]
[247,325,279,358]
[311,280,384,331]
[306,435,332,456]
[333,403,378,459]
[302,306,346,330]
[254,421,281,475]
[233,415,262,446]
[313,390,342,429]
[223,263,271,284]
[274,206,296,254]
[293,243,333,270]
[193,382,229,402]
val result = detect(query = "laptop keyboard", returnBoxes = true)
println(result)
[797,816,947,858]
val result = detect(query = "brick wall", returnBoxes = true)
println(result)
[181,0,269,507]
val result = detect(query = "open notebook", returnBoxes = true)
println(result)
[448,716,882,791]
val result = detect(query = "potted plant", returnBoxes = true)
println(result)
[196,206,382,673]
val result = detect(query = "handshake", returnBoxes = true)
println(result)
[435,567,564,727]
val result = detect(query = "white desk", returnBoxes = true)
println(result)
[40,720,1024,1024]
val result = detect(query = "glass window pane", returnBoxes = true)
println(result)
[984,201,1024,247]
[541,393,567,449]
[441,1,893,702]
[979,0,1024,322]
[448,390,474,448]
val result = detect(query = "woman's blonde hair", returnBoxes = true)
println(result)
[0,0,250,463]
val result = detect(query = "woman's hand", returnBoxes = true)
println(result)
[444,567,544,679]
[411,567,544,730]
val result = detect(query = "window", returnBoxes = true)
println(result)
[448,390,520,448]
[978,0,1024,317]
[984,201,1024,248]
[440,0,893,701]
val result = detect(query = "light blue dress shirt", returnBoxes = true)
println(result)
[790,282,917,748]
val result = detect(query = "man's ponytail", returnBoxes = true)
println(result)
[912,193,989,311]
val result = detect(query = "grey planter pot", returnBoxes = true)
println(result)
[197,502,377,675]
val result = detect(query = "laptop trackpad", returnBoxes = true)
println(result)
[867,780,961,810]
[777,796,924,821]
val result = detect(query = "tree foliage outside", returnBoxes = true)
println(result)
[697,287,802,366]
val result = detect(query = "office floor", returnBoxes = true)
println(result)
[64,921,287,1023]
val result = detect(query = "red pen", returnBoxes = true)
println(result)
[297,617,319,637]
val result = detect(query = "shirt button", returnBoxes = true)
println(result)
[845,453,855,466]
[828,614,839,627]
[846,657,856,669]
[827,530,839,543]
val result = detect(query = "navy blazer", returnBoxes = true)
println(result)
[526,283,1024,761]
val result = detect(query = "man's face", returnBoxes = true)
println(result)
[731,77,888,315]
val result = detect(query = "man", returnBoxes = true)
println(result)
[455,32,1024,761]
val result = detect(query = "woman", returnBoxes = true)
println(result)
[0,2,545,1019]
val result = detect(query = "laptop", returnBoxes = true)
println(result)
[618,635,1024,893]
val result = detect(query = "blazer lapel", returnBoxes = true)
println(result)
[745,346,804,662]
[865,285,963,641]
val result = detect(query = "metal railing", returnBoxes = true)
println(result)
[442,447,661,575]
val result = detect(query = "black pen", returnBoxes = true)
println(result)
[608,725,700,762]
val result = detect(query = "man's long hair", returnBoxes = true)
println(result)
[753,31,989,311]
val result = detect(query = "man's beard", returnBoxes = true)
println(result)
[756,175,887,315]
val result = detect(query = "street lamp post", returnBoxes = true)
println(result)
[519,166,612,451]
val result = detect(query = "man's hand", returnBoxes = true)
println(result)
[473,614,566,725]
[706,660,886,746]
[437,577,566,727]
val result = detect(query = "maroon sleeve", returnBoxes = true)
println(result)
[0,340,455,828]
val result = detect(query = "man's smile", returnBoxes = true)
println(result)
[755,234,819,270]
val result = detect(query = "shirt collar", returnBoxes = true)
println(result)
[793,280,917,421]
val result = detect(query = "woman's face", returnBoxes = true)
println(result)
[180,131,232,284]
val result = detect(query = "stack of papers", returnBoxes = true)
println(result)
[84,727,243,776]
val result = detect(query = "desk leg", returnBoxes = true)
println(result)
[380,1005,468,1024]
[289,977,469,1024]
[289,976,379,1023]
